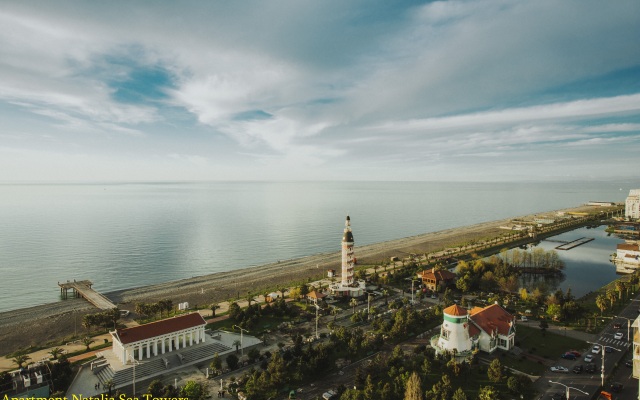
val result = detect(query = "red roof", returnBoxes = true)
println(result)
[420,268,456,281]
[469,304,514,336]
[618,243,639,251]
[307,290,327,299]
[443,304,468,316]
[115,313,206,345]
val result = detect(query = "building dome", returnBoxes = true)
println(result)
[343,231,354,242]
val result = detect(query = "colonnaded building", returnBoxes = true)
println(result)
[431,304,516,360]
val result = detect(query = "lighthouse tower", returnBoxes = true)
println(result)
[341,216,355,286]
[436,305,472,354]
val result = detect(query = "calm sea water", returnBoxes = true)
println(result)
[0,180,633,313]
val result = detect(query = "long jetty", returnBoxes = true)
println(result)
[58,280,116,310]
[553,237,594,251]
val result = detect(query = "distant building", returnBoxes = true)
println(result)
[330,216,366,297]
[418,268,457,292]
[613,242,640,273]
[626,190,640,219]
[110,313,207,365]
[431,304,516,359]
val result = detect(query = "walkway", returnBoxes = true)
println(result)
[58,280,117,310]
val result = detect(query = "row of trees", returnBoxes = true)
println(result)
[134,299,173,318]
[82,308,121,331]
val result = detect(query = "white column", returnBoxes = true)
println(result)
[146,342,150,358]
[154,341,158,356]
[162,339,165,354]
[189,331,193,346]
[138,345,143,361]
[175,334,179,350]
[169,337,173,352]
[194,329,199,343]
[183,332,186,348]
[122,347,127,365]
[201,327,206,343]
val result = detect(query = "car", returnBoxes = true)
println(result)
[572,365,583,374]
[431,294,437,299]
[610,382,623,393]
[567,350,581,357]
[550,366,568,373]
[584,354,594,363]
[605,346,614,353]
[585,363,599,373]
[520,315,528,322]
[591,345,601,354]
[561,353,576,360]
[322,390,337,400]
[614,322,622,329]
[614,332,624,340]
[625,359,633,367]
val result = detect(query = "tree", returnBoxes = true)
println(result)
[49,347,64,360]
[382,289,389,305]
[210,352,222,372]
[82,336,95,351]
[350,298,359,314]
[363,374,376,400]
[148,380,164,397]
[452,388,468,400]
[507,376,522,394]
[12,354,30,369]
[477,386,499,400]
[596,294,608,315]
[180,380,208,400]
[331,306,339,321]
[404,372,423,400]
[210,303,220,317]
[546,304,562,321]
[232,339,241,353]
[226,353,239,370]
[606,289,616,308]
[487,359,502,383]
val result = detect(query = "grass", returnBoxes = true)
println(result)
[516,325,587,359]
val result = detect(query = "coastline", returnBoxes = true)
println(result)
[0,205,598,356]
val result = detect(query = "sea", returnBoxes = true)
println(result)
[0,180,635,313]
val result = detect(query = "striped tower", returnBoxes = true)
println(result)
[341,216,355,286]
[437,304,472,353]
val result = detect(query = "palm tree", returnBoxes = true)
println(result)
[49,347,64,360]
[12,354,30,369]
[595,294,607,316]
[210,303,220,318]
[82,336,95,351]
[232,339,241,354]
[615,281,626,301]
[382,289,389,305]
[331,306,339,321]
[606,289,616,308]
[350,298,359,314]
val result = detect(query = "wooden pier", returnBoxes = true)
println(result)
[58,280,116,310]
[554,237,594,251]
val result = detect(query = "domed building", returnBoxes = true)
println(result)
[432,303,516,360]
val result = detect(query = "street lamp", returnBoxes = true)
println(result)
[127,352,139,395]
[232,325,249,357]
[548,380,589,399]
[587,341,621,387]
[313,299,320,339]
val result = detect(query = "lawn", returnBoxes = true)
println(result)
[516,325,588,360]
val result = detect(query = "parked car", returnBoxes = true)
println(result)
[605,346,614,353]
[520,315,528,322]
[585,363,598,373]
[561,353,576,360]
[610,383,623,393]
[591,345,601,354]
[614,332,624,340]
[614,322,622,329]
[550,366,568,373]
[567,350,581,357]
[322,390,337,400]
[584,354,594,363]
[572,365,583,374]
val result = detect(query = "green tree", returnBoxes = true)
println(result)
[12,354,30,369]
[477,386,499,400]
[452,388,468,400]
[350,298,359,314]
[210,352,222,372]
[226,353,239,370]
[596,294,607,315]
[487,359,502,383]
[546,303,562,320]
[82,336,95,351]
[148,380,164,397]
[180,380,208,400]
[210,303,220,317]
[404,372,423,400]
[49,347,64,360]
[363,374,376,400]
[507,376,522,394]
[232,339,241,353]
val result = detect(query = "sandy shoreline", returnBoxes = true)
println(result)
[0,205,595,356]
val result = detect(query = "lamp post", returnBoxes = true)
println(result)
[313,299,320,339]
[587,341,621,387]
[127,352,139,395]
[233,325,249,357]
[548,380,588,399]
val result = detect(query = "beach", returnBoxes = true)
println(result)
[0,205,599,356]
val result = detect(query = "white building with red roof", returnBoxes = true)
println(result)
[110,312,207,365]
[613,242,640,273]
[432,303,516,359]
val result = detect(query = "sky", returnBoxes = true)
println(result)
[0,0,639,182]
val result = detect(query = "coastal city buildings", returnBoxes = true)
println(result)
[418,268,457,292]
[626,189,640,219]
[613,242,640,273]
[331,216,366,297]
[432,303,516,359]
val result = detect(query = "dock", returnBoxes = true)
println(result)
[58,280,116,310]
[554,237,594,251]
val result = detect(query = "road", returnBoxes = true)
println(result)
[537,294,639,400]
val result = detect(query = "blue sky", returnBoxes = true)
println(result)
[0,0,639,182]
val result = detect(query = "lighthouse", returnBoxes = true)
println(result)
[330,216,366,297]
[341,216,355,286]
[436,305,473,355]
